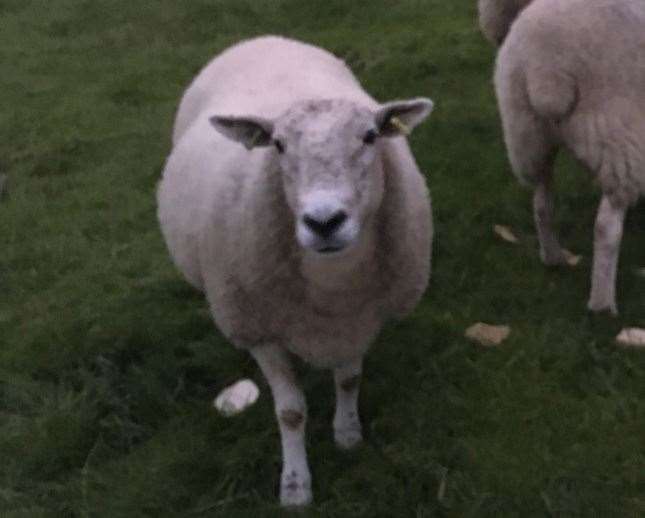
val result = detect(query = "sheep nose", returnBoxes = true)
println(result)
[302,210,347,238]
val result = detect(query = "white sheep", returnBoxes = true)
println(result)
[477,0,532,46]
[157,35,434,507]
[480,0,645,314]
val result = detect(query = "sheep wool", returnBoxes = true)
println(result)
[157,35,433,507]
[478,0,532,46]
[486,0,645,314]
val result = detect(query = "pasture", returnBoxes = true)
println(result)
[1,0,643,515]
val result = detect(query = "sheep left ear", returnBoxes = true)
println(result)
[209,115,275,150]
[375,98,434,137]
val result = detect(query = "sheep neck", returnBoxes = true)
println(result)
[300,217,378,293]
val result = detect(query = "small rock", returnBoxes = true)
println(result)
[493,224,519,244]
[465,322,511,347]
[214,379,260,416]
[616,328,645,348]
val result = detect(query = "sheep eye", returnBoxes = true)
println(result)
[363,129,377,145]
[274,139,285,154]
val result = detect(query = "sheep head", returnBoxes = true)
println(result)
[210,97,432,255]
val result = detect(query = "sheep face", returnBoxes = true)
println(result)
[273,100,383,255]
[210,97,433,255]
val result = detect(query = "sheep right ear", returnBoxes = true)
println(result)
[375,98,434,137]
[209,115,275,150]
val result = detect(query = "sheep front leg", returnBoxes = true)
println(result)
[250,344,311,507]
[533,169,567,265]
[333,358,363,449]
[588,196,626,315]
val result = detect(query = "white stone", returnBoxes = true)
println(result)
[214,379,260,416]
[465,322,511,347]
[616,328,645,348]
[493,224,519,244]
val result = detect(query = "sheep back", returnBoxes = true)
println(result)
[495,0,645,203]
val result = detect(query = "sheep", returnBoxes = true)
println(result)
[157,35,434,507]
[480,0,645,314]
[477,0,532,46]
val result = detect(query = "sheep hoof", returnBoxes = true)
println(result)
[334,425,363,450]
[280,470,312,508]
[587,297,618,316]
[539,248,568,266]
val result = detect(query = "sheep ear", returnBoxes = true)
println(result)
[375,98,434,137]
[209,115,275,150]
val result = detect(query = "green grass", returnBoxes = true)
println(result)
[1,1,644,516]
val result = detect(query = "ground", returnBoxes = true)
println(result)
[1,1,644,516]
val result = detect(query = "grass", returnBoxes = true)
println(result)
[1,0,644,516]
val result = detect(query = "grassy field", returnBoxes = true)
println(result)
[1,0,644,516]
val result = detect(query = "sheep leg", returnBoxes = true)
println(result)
[495,65,565,264]
[332,358,363,449]
[588,196,626,315]
[533,173,568,265]
[250,344,311,507]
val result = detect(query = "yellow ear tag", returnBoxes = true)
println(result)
[390,116,411,136]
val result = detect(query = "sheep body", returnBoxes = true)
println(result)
[172,36,375,145]
[157,36,433,506]
[496,0,645,204]
[489,0,645,312]
[161,36,374,294]
[158,35,432,368]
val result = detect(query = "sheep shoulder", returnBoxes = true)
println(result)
[376,139,432,319]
